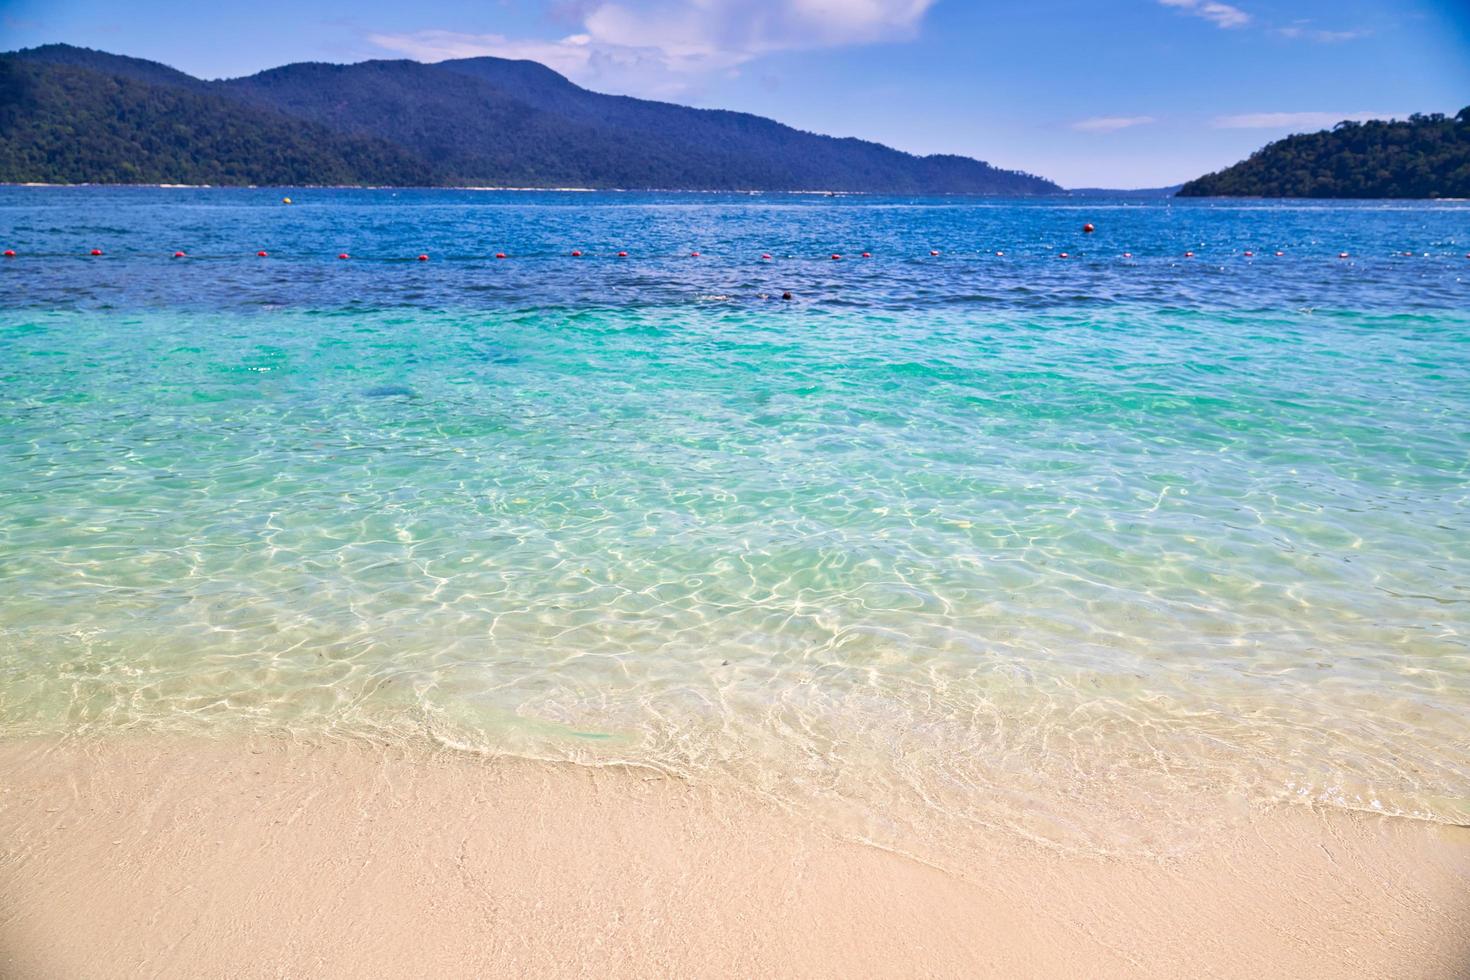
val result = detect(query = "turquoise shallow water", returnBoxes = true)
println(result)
[2,189,1469,851]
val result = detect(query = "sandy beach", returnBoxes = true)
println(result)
[1,736,1466,979]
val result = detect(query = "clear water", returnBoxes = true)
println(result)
[2,188,1468,852]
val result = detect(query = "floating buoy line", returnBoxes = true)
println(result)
[0,220,1451,264]
[5,246,1463,263]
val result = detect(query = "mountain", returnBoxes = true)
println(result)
[1066,185,1183,197]
[0,58,431,186]
[0,44,1060,194]
[1178,110,1470,198]
[13,43,209,91]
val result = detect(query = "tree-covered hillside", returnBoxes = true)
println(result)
[1178,110,1470,198]
[0,44,1061,193]
[0,59,432,185]
[220,57,1056,192]
[15,42,210,91]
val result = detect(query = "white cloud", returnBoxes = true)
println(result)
[1211,111,1405,130]
[1158,0,1250,30]
[1274,25,1369,43]
[370,0,936,96]
[1071,116,1157,133]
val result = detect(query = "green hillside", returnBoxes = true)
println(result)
[1178,110,1470,198]
[0,58,430,185]
[1,44,1060,193]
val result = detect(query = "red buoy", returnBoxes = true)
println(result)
[618,251,628,258]
[995,251,1004,257]
[831,254,841,261]
[1122,252,1133,258]
[1339,252,1349,259]
[257,250,268,257]
[3,249,14,258]
[338,253,349,260]
[1082,223,1095,234]
[1243,250,1254,257]
[417,254,429,262]
[690,251,700,258]
[861,252,871,258]
[761,253,772,261]
[1402,251,1413,257]
[1059,252,1069,259]
[173,251,186,258]
[930,250,939,256]
[1275,250,1284,256]
[1184,251,1194,258]
[90,249,103,256]
[496,252,507,259]
[571,250,582,257]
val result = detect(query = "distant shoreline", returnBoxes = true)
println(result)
[0,182,1061,196]
[6,183,1463,200]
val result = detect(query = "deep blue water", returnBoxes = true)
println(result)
[3,186,1468,311]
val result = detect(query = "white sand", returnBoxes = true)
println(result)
[1,736,1466,978]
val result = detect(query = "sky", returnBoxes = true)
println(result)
[2,0,1467,187]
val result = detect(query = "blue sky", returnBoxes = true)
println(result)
[3,0,1467,186]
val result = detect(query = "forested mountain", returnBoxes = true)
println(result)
[0,59,430,186]
[0,44,1060,193]
[1178,110,1470,198]
[14,43,209,91]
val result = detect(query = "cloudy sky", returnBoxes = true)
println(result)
[4,0,1467,186]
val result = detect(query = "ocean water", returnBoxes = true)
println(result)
[2,187,1468,853]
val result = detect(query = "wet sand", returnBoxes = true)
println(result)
[1,736,1467,979]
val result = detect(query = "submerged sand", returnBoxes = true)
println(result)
[0,736,1466,979]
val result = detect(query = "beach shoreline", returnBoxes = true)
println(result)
[1,735,1466,979]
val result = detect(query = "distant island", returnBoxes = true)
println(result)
[1066,185,1183,198]
[0,44,1059,194]
[1178,109,1469,198]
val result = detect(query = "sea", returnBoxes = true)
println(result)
[2,186,1467,854]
